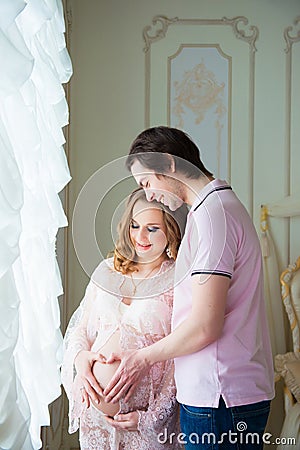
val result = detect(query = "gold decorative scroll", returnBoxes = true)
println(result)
[280,257,300,352]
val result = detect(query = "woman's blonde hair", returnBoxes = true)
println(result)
[113,188,187,274]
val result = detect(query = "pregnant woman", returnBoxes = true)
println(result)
[61,188,187,449]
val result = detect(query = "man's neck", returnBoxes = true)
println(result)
[183,175,215,206]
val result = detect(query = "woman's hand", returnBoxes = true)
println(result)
[74,350,106,407]
[105,411,139,431]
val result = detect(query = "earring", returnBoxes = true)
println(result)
[166,247,172,258]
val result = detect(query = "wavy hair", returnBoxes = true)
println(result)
[113,187,188,274]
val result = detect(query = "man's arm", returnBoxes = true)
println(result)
[104,274,229,402]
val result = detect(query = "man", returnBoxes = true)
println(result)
[104,126,275,449]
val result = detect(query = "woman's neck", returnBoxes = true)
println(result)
[135,255,167,277]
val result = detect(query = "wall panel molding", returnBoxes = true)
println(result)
[283,15,300,197]
[283,16,300,264]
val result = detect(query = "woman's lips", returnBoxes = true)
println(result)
[136,242,152,251]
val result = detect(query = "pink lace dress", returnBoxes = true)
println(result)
[61,258,182,450]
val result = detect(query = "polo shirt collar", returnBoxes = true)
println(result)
[190,178,231,212]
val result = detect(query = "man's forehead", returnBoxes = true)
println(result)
[131,163,155,181]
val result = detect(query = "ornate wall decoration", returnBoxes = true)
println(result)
[284,16,300,54]
[143,15,178,52]
[143,16,259,54]
[172,59,226,129]
[221,16,258,52]
[169,46,229,179]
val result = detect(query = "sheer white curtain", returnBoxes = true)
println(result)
[0,1,72,449]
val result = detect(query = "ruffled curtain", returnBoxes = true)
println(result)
[0,1,72,449]
[260,191,300,357]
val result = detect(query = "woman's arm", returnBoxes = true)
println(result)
[61,281,103,408]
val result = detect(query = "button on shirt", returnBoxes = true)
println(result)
[172,179,274,408]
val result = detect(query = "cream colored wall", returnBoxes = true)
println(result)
[44,0,300,448]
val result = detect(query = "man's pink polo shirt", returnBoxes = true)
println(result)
[172,179,274,408]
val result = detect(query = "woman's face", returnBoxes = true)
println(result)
[129,199,168,264]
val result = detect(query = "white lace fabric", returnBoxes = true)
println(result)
[61,258,182,449]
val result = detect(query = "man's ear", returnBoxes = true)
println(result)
[166,154,176,173]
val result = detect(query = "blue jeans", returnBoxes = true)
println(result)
[180,396,271,449]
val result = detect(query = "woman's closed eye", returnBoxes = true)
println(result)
[130,222,160,233]
[147,226,159,233]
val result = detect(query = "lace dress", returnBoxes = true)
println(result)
[61,258,182,450]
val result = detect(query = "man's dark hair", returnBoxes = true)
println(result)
[126,126,213,179]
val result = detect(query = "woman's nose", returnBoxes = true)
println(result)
[137,227,149,242]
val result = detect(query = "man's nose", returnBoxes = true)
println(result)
[145,189,155,202]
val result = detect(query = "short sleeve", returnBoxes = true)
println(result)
[189,204,237,280]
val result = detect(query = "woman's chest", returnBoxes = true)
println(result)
[88,294,171,334]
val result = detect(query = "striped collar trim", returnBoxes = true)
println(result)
[192,185,232,212]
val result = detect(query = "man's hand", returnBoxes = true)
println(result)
[105,412,139,431]
[74,350,105,407]
[103,348,151,403]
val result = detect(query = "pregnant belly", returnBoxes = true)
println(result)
[91,330,121,417]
